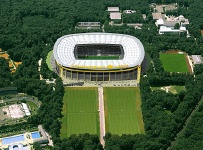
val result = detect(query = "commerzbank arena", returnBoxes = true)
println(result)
[53,33,145,82]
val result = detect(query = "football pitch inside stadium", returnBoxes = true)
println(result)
[104,87,145,135]
[160,53,189,73]
[60,87,99,138]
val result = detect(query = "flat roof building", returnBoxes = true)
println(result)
[192,55,203,65]
[110,12,122,20]
[107,7,119,12]
[152,12,162,20]
[124,10,136,14]
[159,26,186,34]
[77,22,100,27]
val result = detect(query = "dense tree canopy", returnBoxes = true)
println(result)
[0,0,203,149]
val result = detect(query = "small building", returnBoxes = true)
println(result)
[127,23,143,29]
[142,14,146,20]
[107,7,119,12]
[110,12,121,20]
[159,26,186,35]
[152,12,162,20]
[155,19,164,26]
[192,55,203,65]
[75,22,101,29]
[22,103,31,116]
[124,10,136,14]
[77,22,100,27]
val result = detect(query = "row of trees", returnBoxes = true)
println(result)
[0,58,12,88]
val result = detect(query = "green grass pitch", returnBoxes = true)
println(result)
[46,50,53,71]
[60,87,99,138]
[78,55,119,60]
[160,53,189,73]
[104,87,145,135]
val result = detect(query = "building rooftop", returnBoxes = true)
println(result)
[110,12,121,20]
[124,10,136,14]
[192,55,203,64]
[107,7,119,12]
[53,33,145,70]
[159,26,180,34]
[164,20,180,27]
[77,22,100,27]
[156,19,164,26]
[152,13,162,20]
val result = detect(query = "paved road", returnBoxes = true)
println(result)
[98,86,105,147]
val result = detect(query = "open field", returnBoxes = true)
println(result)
[160,53,189,73]
[151,86,186,94]
[46,50,53,71]
[104,87,145,135]
[61,87,99,138]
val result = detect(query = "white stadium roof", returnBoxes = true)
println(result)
[53,33,145,70]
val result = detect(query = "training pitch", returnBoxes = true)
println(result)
[61,87,99,138]
[104,87,145,135]
[160,53,189,73]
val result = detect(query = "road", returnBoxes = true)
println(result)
[98,86,105,147]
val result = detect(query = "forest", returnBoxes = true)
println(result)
[0,0,203,149]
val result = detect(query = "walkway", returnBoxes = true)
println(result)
[98,86,105,147]
[38,58,43,80]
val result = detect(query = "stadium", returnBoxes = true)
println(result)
[53,33,145,82]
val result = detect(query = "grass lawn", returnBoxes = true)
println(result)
[27,101,38,114]
[104,87,145,135]
[46,50,53,71]
[61,87,99,138]
[160,53,189,72]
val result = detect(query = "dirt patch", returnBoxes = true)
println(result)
[14,62,22,68]
[164,50,182,54]
[9,60,14,68]
[201,30,203,36]
[0,53,9,59]
[184,53,193,73]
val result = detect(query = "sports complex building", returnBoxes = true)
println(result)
[53,33,145,82]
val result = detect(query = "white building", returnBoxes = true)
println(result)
[107,7,119,12]
[192,55,203,65]
[110,12,122,20]
[124,10,136,14]
[159,26,186,34]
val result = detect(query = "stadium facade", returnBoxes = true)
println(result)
[53,33,145,82]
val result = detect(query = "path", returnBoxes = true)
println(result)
[98,86,105,147]
[167,96,203,150]
[38,58,43,80]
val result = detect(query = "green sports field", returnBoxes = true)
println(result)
[78,55,120,60]
[61,87,99,138]
[46,50,53,71]
[104,87,145,135]
[160,53,189,73]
